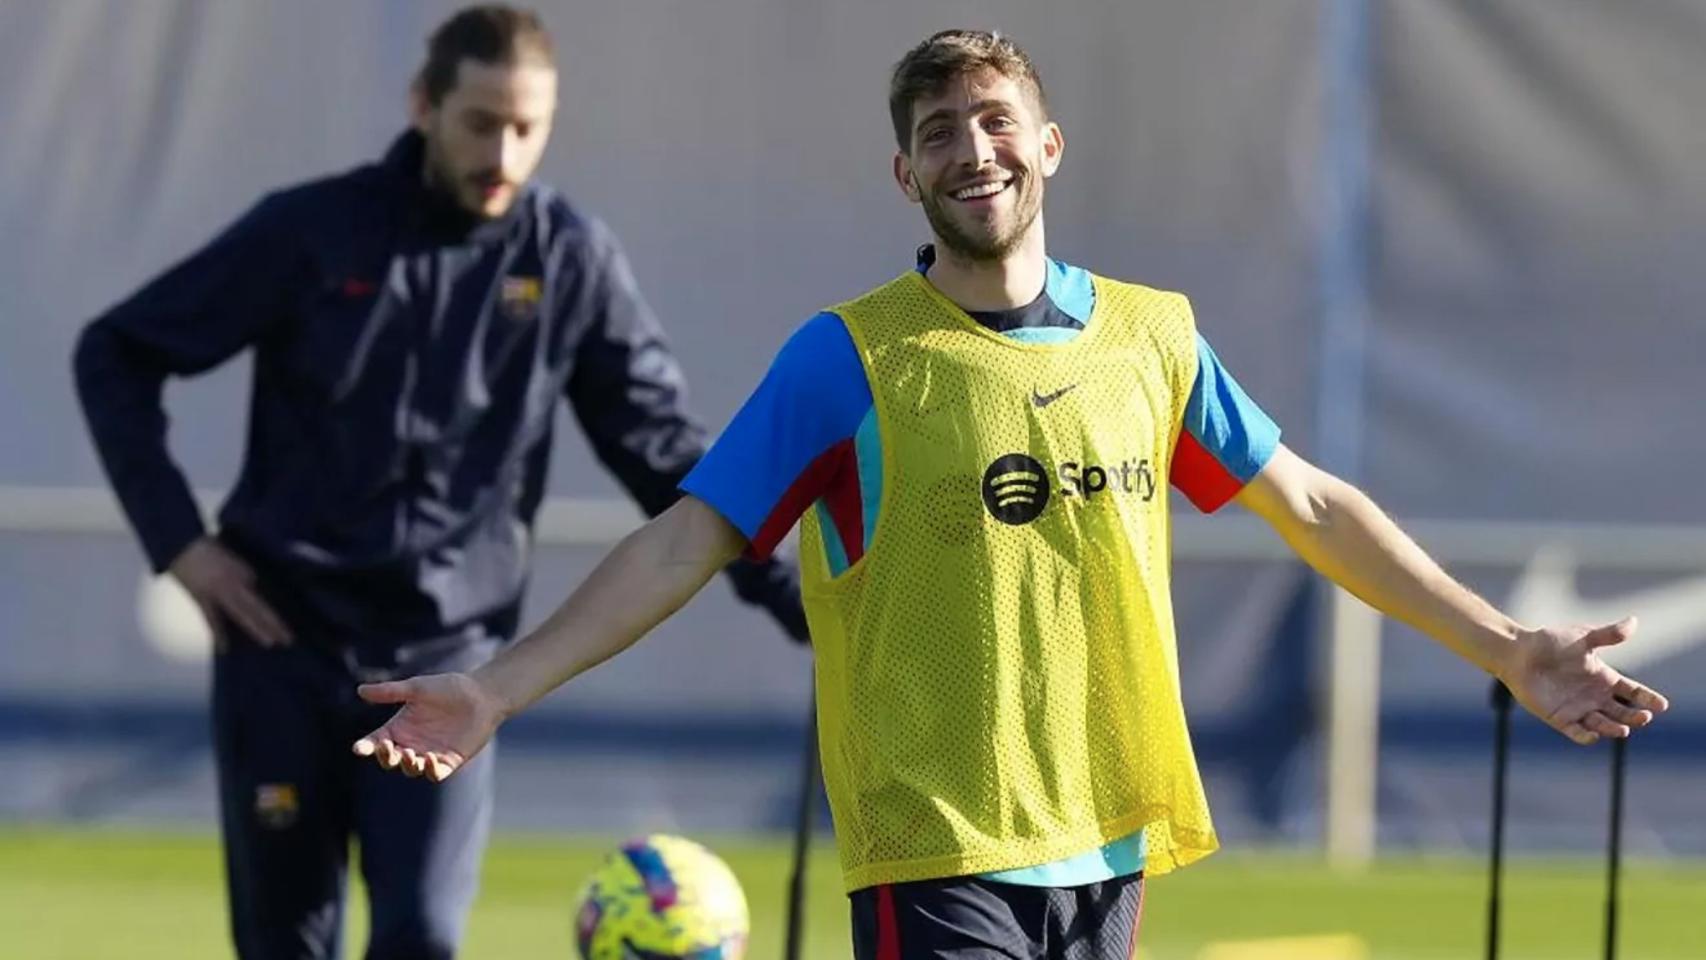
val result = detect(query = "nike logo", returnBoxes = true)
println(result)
[1507,544,1706,671]
[1032,383,1079,408]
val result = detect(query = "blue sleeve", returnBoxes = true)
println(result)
[681,312,872,557]
[1171,333,1281,512]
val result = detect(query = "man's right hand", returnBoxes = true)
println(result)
[353,673,507,782]
[168,537,293,650]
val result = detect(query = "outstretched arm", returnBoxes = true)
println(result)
[1236,444,1670,744]
[353,495,745,780]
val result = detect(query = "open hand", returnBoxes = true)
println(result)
[352,672,507,782]
[1501,616,1670,745]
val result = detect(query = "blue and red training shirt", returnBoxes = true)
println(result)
[683,247,1281,886]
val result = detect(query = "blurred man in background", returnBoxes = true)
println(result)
[346,29,1671,959]
[72,5,806,958]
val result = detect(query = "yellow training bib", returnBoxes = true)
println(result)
[801,269,1218,891]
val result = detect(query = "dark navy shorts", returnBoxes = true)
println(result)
[850,871,1145,960]
[212,633,498,960]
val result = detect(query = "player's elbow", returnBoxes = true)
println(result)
[1300,469,1352,530]
[1245,445,1340,534]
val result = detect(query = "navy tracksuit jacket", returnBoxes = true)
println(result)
[74,130,807,653]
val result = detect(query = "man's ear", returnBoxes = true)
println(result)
[409,80,434,135]
[893,152,922,203]
[1039,121,1065,178]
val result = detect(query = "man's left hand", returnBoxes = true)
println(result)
[1501,616,1670,745]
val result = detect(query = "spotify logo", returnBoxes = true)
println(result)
[981,453,1051,525]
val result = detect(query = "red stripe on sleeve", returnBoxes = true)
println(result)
[747,438,855,560]
[1170,431,1243,513]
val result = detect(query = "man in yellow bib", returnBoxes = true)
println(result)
[343,30,1670,958]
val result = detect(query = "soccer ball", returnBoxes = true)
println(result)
[573,834,749,960]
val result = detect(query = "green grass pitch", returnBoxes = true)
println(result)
[3,828,1702,959]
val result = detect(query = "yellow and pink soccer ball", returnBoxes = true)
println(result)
[573,834,749,960]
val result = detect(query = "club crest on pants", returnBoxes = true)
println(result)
[254,783,299,829]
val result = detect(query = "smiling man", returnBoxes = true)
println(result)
[347,30,1670,959]
[72,6,808,958]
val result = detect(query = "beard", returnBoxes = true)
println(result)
[919,166,1042,263]
[421,129,505,220]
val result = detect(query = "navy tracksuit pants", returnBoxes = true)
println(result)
[211,635,497,960]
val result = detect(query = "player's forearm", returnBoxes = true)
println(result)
[1272,474,1521,676]
[471,496,745,716]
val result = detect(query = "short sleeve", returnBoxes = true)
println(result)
[1170,333,1281,513]
[681,312,873,559]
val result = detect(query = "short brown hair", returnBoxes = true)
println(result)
[888,30,1048,152]
[416,5,555,105]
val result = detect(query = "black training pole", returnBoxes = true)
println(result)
[1604,735,1628,960]
[1486,680,1514,960]
[783,697,820,960]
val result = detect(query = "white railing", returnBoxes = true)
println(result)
[12,485,1705,565]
